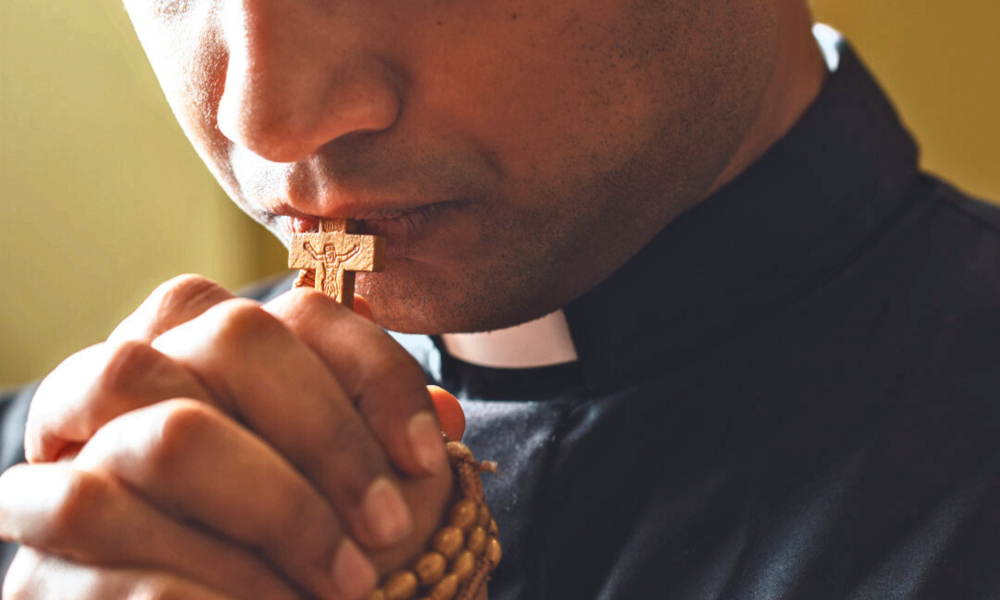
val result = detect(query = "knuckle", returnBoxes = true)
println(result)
[209,298,281,345]
[280,288,342,326]
[145,400,223,479]
[152,274,229,318]
[290,286,338,311]
[99,340,163,391]
[48,470,109,544]
[316,419,387,495]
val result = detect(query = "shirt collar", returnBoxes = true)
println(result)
[429,30,918,396]
[441,311,578,369]
[561,31,918,394]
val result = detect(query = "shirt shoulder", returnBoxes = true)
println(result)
[916,173,1000,237]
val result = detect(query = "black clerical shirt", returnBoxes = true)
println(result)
[3,37,1000,599]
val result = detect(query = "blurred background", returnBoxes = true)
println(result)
[2,0,999,386]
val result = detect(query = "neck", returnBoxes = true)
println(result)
[708,1,828,195]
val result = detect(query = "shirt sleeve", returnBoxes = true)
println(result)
[0,381,38,584]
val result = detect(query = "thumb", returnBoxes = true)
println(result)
[352,294,375,322]
[352,298,465,440]
[427,385,465,442]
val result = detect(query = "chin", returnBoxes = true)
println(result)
[357,266,564,335]
[358,272,478,335]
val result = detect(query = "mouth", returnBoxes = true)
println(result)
[274,201,463,257]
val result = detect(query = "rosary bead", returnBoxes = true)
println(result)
[414,552,448,586]
[433,526,465,559]
[428,573,460,600]
[485,536,503,566]
[451,550,476,582]
[383,571,419,600]
[477,504,492,528]
[450,499,479,531]
[370,442,499,600]
[467,526,487,556]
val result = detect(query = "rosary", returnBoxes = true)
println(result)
[288,219,502,600]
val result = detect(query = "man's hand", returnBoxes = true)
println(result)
[0,275,456,599]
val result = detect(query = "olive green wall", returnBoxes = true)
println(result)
[2,1,998,385]
[0,0,287,385]
[812,0,1000,203]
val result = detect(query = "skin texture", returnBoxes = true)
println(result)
[0,0,827,598]
[126,0,823,334]
[4,278,458,600]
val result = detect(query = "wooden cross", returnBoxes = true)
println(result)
[288,218,386,309]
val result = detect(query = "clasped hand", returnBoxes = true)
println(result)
[0,275,459,600]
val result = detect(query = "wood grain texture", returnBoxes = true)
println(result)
[288,218,386,309]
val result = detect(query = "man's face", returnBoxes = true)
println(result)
[126,0,777,333]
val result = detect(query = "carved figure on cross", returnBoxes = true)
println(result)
[288,219,386,308]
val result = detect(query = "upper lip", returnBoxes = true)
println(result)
[259,198,459,240]
[264,199,447,223]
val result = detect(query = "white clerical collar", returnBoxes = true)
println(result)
[442,28,840,371]
[813,23,842,73]
[441,310,579,369]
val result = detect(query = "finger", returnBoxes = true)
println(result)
[151,298,416,551]
[427,385,465,442]
[0,463,301,600]
[108,274,235,344]
[68,399,377,600]
[25,340,213,464]
[26,274,232,463]
[265,289,448,479]
[352,295,375,322]
[3,547,245,600]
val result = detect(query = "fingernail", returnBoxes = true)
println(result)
[331,538,377,600]
[363,477,413,545]
[408,412,447,474]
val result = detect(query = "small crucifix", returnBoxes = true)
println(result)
[289,218,386,309]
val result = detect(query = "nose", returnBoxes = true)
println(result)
[215,0,401,163]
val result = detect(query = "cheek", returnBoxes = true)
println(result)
[416,0,774,203]
[126,5,230,167]
[409,2,698,188]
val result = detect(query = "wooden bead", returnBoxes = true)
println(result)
[485,536,503,566]
[488,518,499,537]
[413,552,448,587]
[367,591,386,600]
[451,550,476,582]
[383,571,419,600]
[467,526,487,556]
[432,526,465,559]
[428,573,459,600]
[450,499,479,531]
[477,503,492,528]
